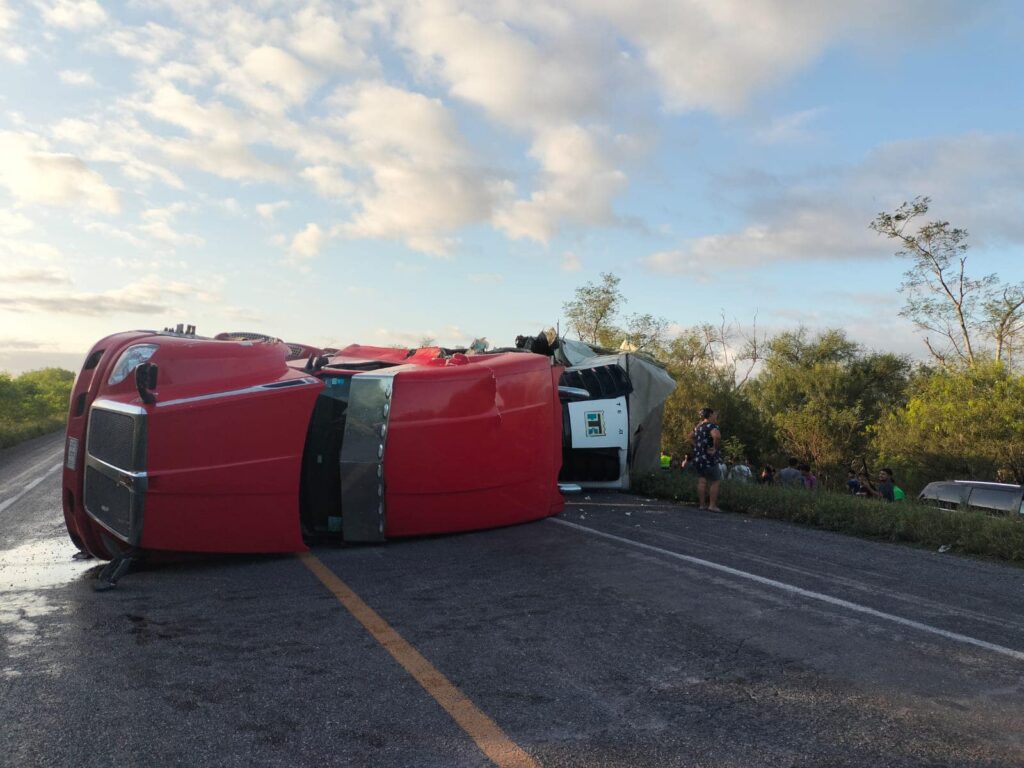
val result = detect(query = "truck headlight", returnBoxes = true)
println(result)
[108,344,158,385]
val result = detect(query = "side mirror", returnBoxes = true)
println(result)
[135,363,158,404]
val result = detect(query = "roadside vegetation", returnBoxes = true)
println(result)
[0,368,76,449]
[564,198,1024,494]
[634,472,1024,563]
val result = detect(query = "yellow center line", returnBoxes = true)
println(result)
[298,551,541,768]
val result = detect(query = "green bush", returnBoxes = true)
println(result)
[0,368,75,449]
[633,472,1024,563]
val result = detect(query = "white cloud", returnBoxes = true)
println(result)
[0,210,32,236]
[157,136,284,182]
[394,1,606,131]
[140,83,246,143]
[58,70,96,86]
[288,223,325,261]
[102,22,183,63]
[390,0,972,247]
[134,84,287,181]
[494,124,626,242]
[755,107,826,144]
[331,82,496,255]
[0,237,61,261]
[288,5,370,70]
[5,0,987,270]
[256,201,290,220]
[38,0,106,29]
[139,205,205,247]
[83,221,146,247]
[0,274,221,317]
[392,5,630,242]
[561,251,582,272]
[581,0,969,115]
[0,1,17,34]
[221,45,321,114]
[0,1,26,62]
[644,132,1024,274]
[0,265,70,284]
[645,210,882,276]
[210,196,242,215]
[50,117,186,190]
[2,45,27,63]
[50,118,99,145]
[467,272,503,285]
[301,166,353,199]
[0,131,120,213]
[0,338,49,351]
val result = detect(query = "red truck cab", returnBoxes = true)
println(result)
[62,330,564,559]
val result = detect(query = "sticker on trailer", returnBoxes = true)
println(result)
[568,398,628,449]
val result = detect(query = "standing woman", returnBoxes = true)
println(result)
[692,407,723,512]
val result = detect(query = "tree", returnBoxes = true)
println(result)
[749,329,911,484]
[874,362,1024,488]
[984,286,1024,364]
[622,312,670,356]
[657,315,772,462]
[15,368,75,416]
[0,368,75,448]
[659,365,768,463]
[659,323,772,463]
[562,272,625,347]
[870,196,1024,366]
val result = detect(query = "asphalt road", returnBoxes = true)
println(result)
[2,431,1024,767]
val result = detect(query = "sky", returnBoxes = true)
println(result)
[1,0,1022,374]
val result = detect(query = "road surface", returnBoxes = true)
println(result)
[2,431,1023,767]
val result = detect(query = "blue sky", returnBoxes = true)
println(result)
[1,0,1022,373]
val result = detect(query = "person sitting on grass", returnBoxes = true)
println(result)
[855,472,872,497]
[799,463,818,491]
[777,457,804,488]
[865,468,900,502]
[846,470,861,495]
[729,458,753,482]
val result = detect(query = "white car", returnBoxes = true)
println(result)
[918,480,1024,516]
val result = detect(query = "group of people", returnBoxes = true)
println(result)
[660,406,906,508]
[756,459,818,490]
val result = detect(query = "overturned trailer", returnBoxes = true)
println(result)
[553,337,676,489]
[62,327,674,561]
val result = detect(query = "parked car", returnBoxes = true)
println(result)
[918,480,1024,516]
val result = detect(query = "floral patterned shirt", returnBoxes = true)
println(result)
[692,421,719,468]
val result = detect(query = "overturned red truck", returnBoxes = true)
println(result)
[62,326,675,562]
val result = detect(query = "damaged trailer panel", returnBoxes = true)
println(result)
[553,337,677,490]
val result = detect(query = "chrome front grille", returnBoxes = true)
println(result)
[87,408,138,470]
[84,466,132,539]
[83,401,148,545]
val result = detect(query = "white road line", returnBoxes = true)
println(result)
[2,448,64,489]
[0,462,63,514]
[550,517,1024,663]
